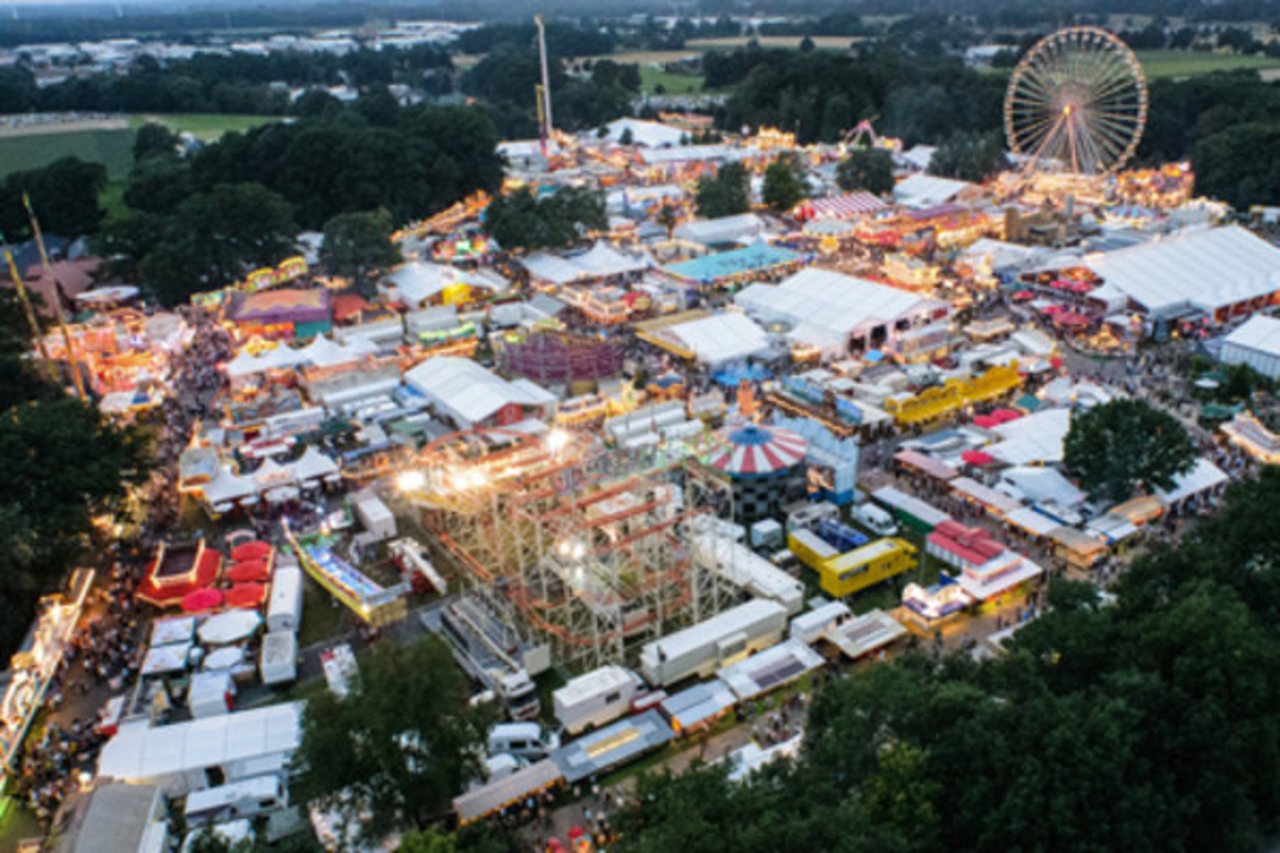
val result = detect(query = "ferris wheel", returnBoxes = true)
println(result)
[1004,26,1148,177]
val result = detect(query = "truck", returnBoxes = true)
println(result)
[266,567,303,633]
[553,665,641,735]
[320,644,358,698]
[351,490,396,541]
[431,599,541,721]
[486,722,561,762]
[639,599,788,688]
[789,600,853,646]
[259,630,298,686]
[388,537,448,596]
[185,775,287,827]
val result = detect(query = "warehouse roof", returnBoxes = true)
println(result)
[1083,225,1280,316]
[1223,314,1280,356]
[736,267,944,343]
[405,357,555,425]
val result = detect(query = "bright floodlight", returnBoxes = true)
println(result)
[396,470,426,492]
[546,429,571,453]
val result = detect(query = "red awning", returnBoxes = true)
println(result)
[1012,290,1035,301]
[231,541,272,562]
[226,560,269,583]
[225,583,266,609]
[961,450,997,466]
[973,414,999,429]
[991,408,1022,423]
[181,588,224,613]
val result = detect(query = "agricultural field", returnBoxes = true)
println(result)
[129,112,282,140]
[687,35,865,50]
[0,128,135,179]
[637,64,706,95]
[1134,49,1280,79]
[0,113,282,180]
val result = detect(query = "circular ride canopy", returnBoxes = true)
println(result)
[711,423,808,478]
[1004,26,1148,176]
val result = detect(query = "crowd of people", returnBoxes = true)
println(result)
[11,308,231,830]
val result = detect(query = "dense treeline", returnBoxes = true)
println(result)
[709,44,1005,145]
[617,467,1280,852]
[0,45,454,116]
[97,99,503,305]
[463,46,639,138]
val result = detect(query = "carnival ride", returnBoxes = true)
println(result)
[1004,26,1147,186]
[401,427,737,671]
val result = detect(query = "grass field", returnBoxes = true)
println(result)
[688,35,864,50]
[130,112,281,140]
[0,113,281,180]
[1134,49,1280,79]
[638,64,706,95]
[0,128,135,179]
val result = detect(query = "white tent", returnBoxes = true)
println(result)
[298,335,374,369]
[405,357,555,427]
[1156,457,1229,505]
[1000,466,1086,508]
[1083,225,1280,318]
[893,173,972,207]
[571,241,651,278]
[660,312,772,366]
[253,458,297,490]
[197,610,262,645]
[292,446,339,483]
[675,213,765,247]
[988,408,1072,465]
[597,118,685,148]
[522,252,584,285]
[1220,314,1280,379]
[202,467,256,506]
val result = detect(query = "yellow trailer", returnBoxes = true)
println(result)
[788,531,919,599]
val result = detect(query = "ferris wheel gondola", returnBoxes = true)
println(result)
[1004,26,1148,177]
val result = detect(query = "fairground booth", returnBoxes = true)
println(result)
[228,289,332,341]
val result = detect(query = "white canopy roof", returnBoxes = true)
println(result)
[1223,314,1280,358]
[225,345,309,379]
[202,466,256,504]
[893,173,972,207]
[292,446,339,482]
[1000,466,1085,508]
[384,261,508,305]
[97,702,303,783]
[674,213,765,246]
[572,241,652,277]
[661,312,772,366]
[405,356,555,426]
[1156,457,1229,504]
[297,335,374,368]
[522,252,585,285]
[988,408,1072,465]
[253,457,297,489]
[736,267,945,344]
[1083,225,1280,316]
[598,118,685,148]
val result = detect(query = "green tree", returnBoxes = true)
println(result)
[320,209,402,294]
[484,186,606,252]
[836,148,894,195]
[132,122,182,162]
[140,182,296,304]
[399,829,457,853]
[292,638,490,842]
[762,153,808,212]
[695,161,751,218]
[1063,398,1196,504]
[930,129,1007,182]
[0,158,107,239]
[656,202,679,238]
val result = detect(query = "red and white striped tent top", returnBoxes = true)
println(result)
[710,424,808,477]
[796,192,889,222]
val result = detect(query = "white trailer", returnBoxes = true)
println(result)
[553,665,641,735]
[188,670,234,719]
[693,533,805,616]
[185,775,287,827]
[639,599,788,688]
[266,567,303,634]
[351,490,396,541]
[259,631,298,686]
[789,600,853,646]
